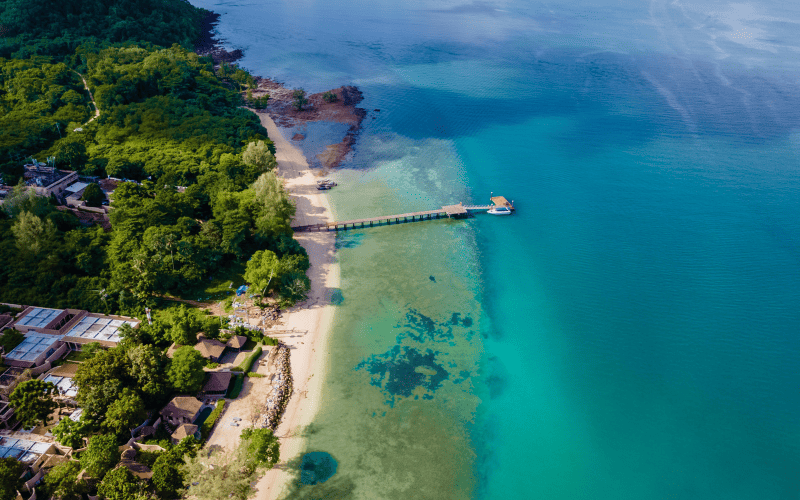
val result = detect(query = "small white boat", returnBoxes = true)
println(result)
[487,206,512,215]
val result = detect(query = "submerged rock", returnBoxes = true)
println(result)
[299,452,338,485]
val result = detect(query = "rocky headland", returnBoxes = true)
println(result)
[194,14,366,170]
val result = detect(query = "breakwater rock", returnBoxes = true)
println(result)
[260,343,293,431]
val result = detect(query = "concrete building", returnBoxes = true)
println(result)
[226,335,248,352]
[170,424,199,444]
[201,371,232,400]
[194,335,227,363]
[160,397,203,427]
[3,306,139,368]
[23,163,79,198]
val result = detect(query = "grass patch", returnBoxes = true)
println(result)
[205,362,220,369]
[201,400,225,440]
[176,261,247,304]
[262,336,279,346]
[64,349,95,362]
[245,372,265,378]
[136,449,162,467]
[236,346,262,373]
[227,373,244,398]
[222,296,234,313]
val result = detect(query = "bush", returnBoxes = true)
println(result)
[136,449,162,468]
[0,305,22,315]
[262,335,278,346]
[0,329,24,353]
[81,183,105,207]
[201,400,225,440]
[227,373,244,398]
[322,91,337,103]
[236,346,262,373]
[292,89,308,111]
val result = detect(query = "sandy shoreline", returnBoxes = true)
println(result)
[251,110,339,500]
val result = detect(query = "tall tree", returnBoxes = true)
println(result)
[151,450,185,499]
[127,344,168,400]
[242,140,276,173]
[73,347,132,419]
[80,434,120,480]
[251,171,294,238]
[97,466,141,500]
[43,461,87,500]
[80,183,105,207]
[104,388,146,435]
[244,249,280,295]
[292,89,308,111]
[167,305,202,346]
[11,211,57,255]
[167,346,205,394]
[52,416,90,449]
[240,428,280,472]
[9,380,57,429]
[0,457,24,500]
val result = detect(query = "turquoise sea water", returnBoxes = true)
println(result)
[190,1,800,498]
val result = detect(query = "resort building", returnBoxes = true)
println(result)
[226,335,248,352]
[22,163,79,198]
[160,396,203,427]
[39,363,80,399]
[1,306,139,368]
[201,371,232,401]
[0,433,57,464]
[170,423,199,444]
[194,335,227,363]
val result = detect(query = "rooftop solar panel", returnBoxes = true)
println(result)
[15,308,63,328]
[64,316,137,344]
[5,334,61,362]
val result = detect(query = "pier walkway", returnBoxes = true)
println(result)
[292,196,513,232]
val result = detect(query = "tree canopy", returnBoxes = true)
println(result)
[151,449,185,499]
[97,466,142,500]
[0,0,206,59]
[240,427,280,471]
[42,461,87,500]
[52,415,90,449]
[9,380,57,429]
[0,457,24,500]
[104,388,146,435]
[167,346,205,394]
[81,182,105,206]
[80,433,120,479]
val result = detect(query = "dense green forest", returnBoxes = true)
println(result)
[0,0,309,313]
[0,1,297,498]
[0,0,204,58]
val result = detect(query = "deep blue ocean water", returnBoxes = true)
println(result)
[190,1,800,498]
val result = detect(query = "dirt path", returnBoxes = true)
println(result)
[74,71,100,127]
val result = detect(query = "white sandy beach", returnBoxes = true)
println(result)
[251,111,339,500]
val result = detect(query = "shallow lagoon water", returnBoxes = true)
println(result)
[191,0,800,498]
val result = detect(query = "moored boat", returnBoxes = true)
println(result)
[487,206,512,215]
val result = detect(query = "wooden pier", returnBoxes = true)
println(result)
[292,196,513,233]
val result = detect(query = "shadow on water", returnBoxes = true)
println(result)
[278,452,355,500]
